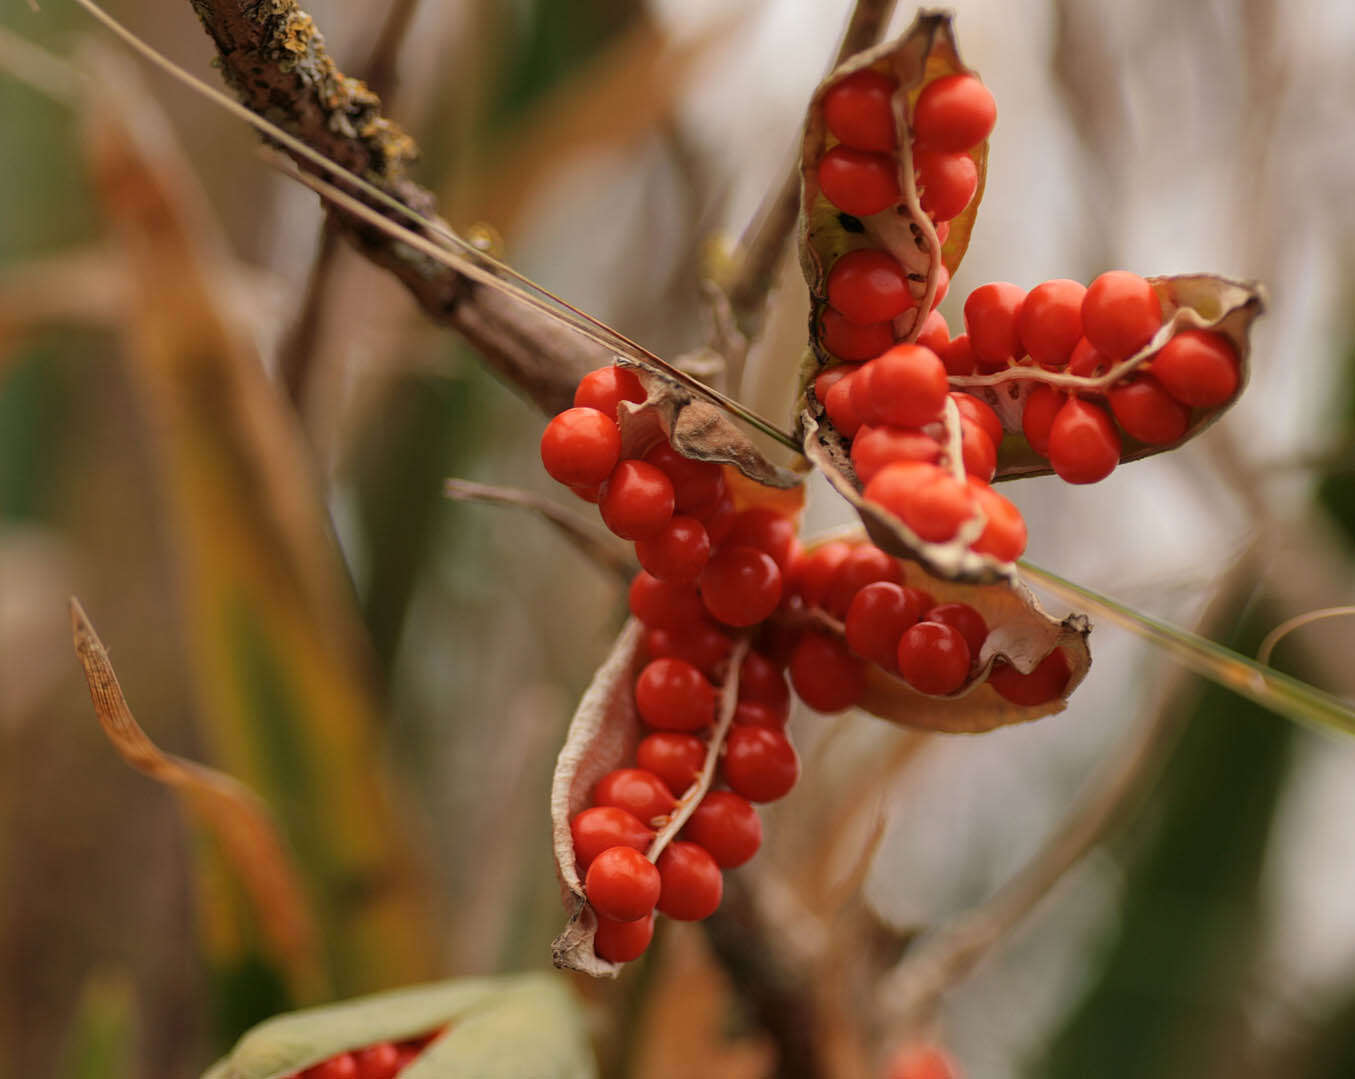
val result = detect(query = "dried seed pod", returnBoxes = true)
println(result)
[950,274,1265,480]
[793,536,1092,733]
[801,12,990,365]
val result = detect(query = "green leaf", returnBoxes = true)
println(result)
[204,974,593,1079]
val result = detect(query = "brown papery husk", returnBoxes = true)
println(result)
[951,274,1266,480]
[616,358,802,492]
[792,536,1092,733]
[550,622,646,978]
[549,622,748,976]
[799,11,988,361]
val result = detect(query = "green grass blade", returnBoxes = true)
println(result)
[1019,561,1355,738]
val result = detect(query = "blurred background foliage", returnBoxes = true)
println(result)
[1,1,1354,1077]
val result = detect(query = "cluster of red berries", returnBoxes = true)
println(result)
[782,536,1070,708]
[279,1031,440,1079]
[818,69,995,225]
[815,70,995,364]
[950,271,1241,484]
[813,344,1026,563]
[571,630,796,962]
[542,364,804,962]
[542,362,1073,962]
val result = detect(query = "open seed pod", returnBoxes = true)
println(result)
[802,408,1016,584]
[202,974,593,1078]
[953,274,1265,479]
[800,11,989,360]
[786,534,1091,732]
[550,624,750,976]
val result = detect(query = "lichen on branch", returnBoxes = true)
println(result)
[185,0,601,415]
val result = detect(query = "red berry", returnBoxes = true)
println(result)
[914,149,979,222]
[916,308,950,353]
[824,68,897,152]
[932,261,951,306]
[823,367,868,436]
[940,333,977,375]
[988,648,1071,706]
[644,444,726,515]
[820,307,895,361]
[828,249,915,325]
[682,791,762,868]
[1019,279,1086,368]
[1047,397,1120,484]
[897,621,972,695]
[1108,374,1191,444]
[851,425,942,484]
[933,219,951,245]
[585,846,661,922]
[572,806,654,870]
[1150,329,1239,408]
[1068,335,1113,377]
[699,494,737,546]
[952,392,1004,448]
[845,581,927,670]
[656,841,723,920]
[868,344,950,427]
[593,911,654,962]
[725,508,798,571]
[817,146,901,216]
[913,73,997,152]
[822,542,904,618]
[925,602,988,658]
[636,732,707,796]
[573,366,646,418]
[635,657,717,731]
[629,572,705,628]
[303,1054,357,1079]
[353,1043,401,1079]
[964,283,1027,369]
[967,478,1027,562]
[896,471,977,543]
[1082,271,1162,360]
[959,418,997,482]
[642,619,732,677]
[1021,384,1064,457]
[635,516,711,582]
[539,407,621,487]
[862,461,944,529]
[814,363,855,403]
[700,546,783,627]
[593,768,677,825]
[733,701,786,729]
[789,631,866,713]
[723,726,800,803]
[789,540,852,607]
[599,460,675,540]
[737,651,791,715]
[885,1043,961,1079]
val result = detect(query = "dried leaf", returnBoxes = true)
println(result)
[202,974,593,1079]
[70,599,326,1001]
[618,360,803,492]
[80,45,437,994]
[550,624,750,976]
[799,12,988,358]
[950,274,1266,479]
